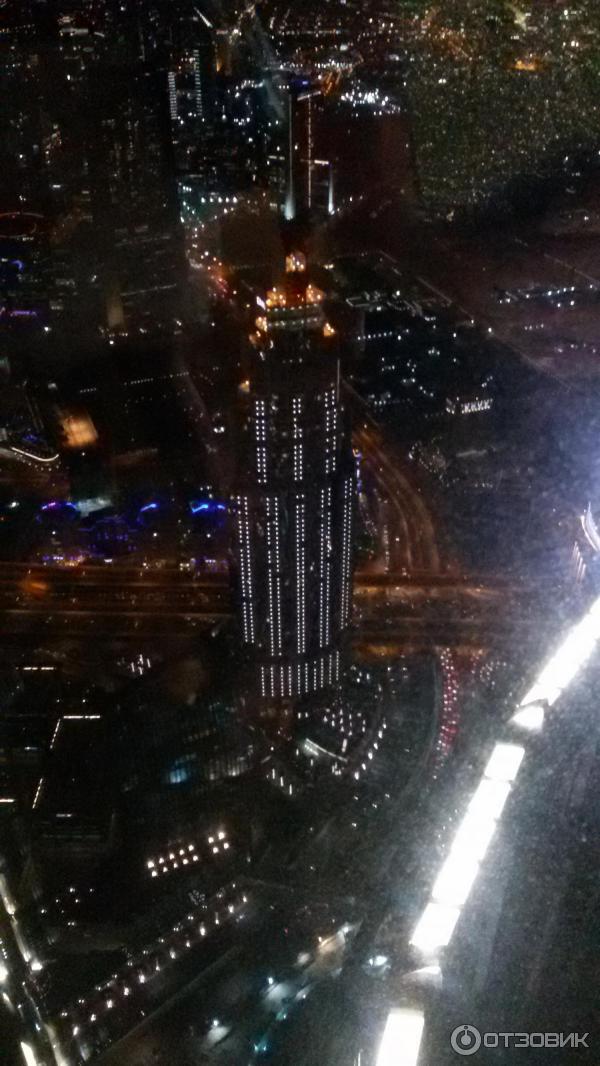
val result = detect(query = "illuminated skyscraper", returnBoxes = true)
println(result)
[234,248,354,701]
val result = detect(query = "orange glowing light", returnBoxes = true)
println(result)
[266,287,288,308]
[514,57,539,71]
[305,284,324,305]
[61,413,98,449]
[21,577,49,598]
[285,252,306,274]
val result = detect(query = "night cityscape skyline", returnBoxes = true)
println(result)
[2,2,600,1065]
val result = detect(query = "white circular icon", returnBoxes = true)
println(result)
[450,1025,482,1056]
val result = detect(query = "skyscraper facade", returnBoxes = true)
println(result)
[283,79,335,222]
[234,249,354,701]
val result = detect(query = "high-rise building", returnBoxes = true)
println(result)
[85,59,186,331]
[233,246,354,701]
[283,78,335,222]
[1,4,188,334]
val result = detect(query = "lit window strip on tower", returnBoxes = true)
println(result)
[272,498,283,659]
[235,496,255,645]
[265,496,282,660]
[318,483,333,655]
[254,399,267,485]
[318,485,327,651]
[341,475,353,627]
[168,72,178,121]
[192,50,203,118]
[292,396,304,480]
[323,388,337,477]
[295,494,306,657]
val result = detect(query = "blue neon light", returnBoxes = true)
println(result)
[190,500,226,514]
[40,500,77,513]
[139,502,159,514]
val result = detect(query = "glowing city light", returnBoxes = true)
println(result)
[376,1008,425,1066]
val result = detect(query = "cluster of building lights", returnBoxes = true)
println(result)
[146,830,230,878]
[353,721,387,782]
[432,649,460,773]
[446,396,493,416]
[403,4,599,215]
[497,283,593,307]
[264,282,324,312]
[0,870,45,1014]
[320,704,369,741]
[147,843,199,877]
[267,766,295,797]
[62,886,250,1045]
[340,87,402,115]
[343,720,390,788]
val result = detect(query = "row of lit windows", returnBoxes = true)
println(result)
[318,484,332,649]
[265,495,283,657]
[254,398,267,485]
[259,649,340,699]
[341,475,353,627]
[295,494,306,656]
[235,495,255,644]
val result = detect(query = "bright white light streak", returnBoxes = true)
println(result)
[194,5,213,28]
[432,853,480,908]
[12,925,31,963]
[520,595,600,707]
[11,448,58,464]
[0,962,8,982]
[0,874,16,916]
[449,810,499,863]
[376,1007,425,1066]
[581,504,600,553]
[467,778,511,821]
[20,1042,39,1066]
[511,703,545,731]
[410,902,461,953]
[484,743,525,783]
[412,597,600,961]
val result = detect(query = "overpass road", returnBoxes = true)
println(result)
[0,560,536,653]
[0,562,516,620]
